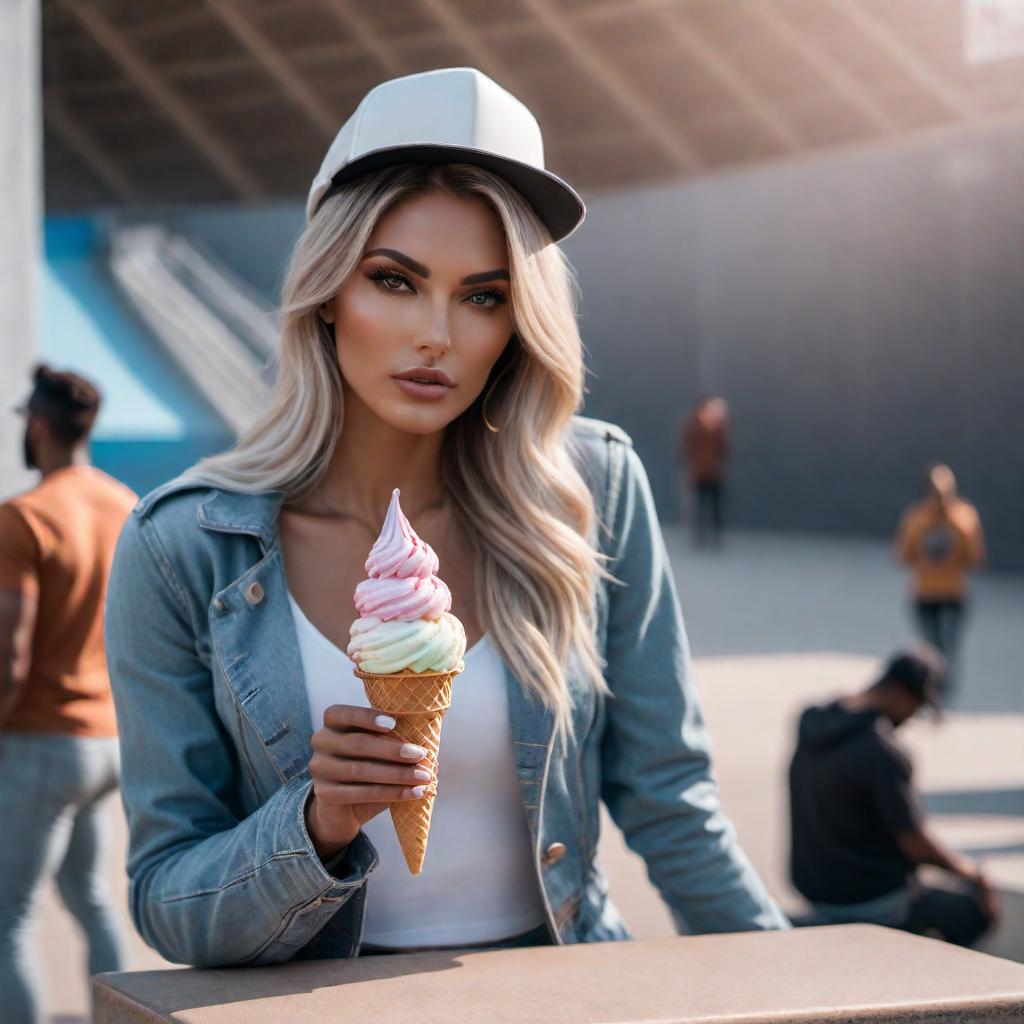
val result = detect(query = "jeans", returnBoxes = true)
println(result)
[0,732,124,1024]
[811,881,991,948]
[359,921,553,956]
[914,599,965,695]
[692,479,725,546]
[905,886,991,947]
[809,885,909,929]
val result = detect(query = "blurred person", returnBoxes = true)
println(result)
[895,463,985,696]
[0,365,136,1023]
[104,67,788,970]
[788,648,998,947]
[679,395,730,548]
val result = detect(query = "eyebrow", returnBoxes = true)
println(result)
[364,248,509,285]
[462,268,510,284]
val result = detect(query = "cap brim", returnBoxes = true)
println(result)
[312,143,586,243]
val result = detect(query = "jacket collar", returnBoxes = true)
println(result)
[197,488,286,552]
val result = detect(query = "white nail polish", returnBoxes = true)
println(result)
[413,768,431,782]
[401,743,427,759]
[374,714,396,730]
[410,785,426,798]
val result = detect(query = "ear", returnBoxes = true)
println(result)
[319,304,335,325]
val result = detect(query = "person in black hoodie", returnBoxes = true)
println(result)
[788,649,998,946]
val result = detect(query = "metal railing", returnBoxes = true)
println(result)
[109,225,275,436]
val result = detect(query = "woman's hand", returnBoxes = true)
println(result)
[305,704,432,862]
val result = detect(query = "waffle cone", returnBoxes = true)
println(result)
[355,667,457,874]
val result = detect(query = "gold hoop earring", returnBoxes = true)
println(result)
[481,362,512,433]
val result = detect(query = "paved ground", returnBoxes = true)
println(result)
[35,529,1024,1021]
[596,529,1024,959]
[671,528,1023,715]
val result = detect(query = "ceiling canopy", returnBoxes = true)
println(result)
[43,0,1024,211]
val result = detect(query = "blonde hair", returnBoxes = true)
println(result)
[182,164,610,736]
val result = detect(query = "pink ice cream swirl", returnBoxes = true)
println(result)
[364,490,440,580]
[354,489,451,622]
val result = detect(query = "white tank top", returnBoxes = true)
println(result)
[287,591,548,948]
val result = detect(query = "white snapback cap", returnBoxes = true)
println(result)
[306,67,585,242]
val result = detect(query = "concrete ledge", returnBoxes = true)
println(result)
[93,925,1024,1024]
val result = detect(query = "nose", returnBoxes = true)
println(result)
[415,295,453,358]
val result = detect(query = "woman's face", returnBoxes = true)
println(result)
[326,190,514,436]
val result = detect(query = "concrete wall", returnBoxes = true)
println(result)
[563,115,1024,570]
[142,114,1024,569]
[0,0,40,501]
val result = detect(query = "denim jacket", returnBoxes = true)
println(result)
[104,415,788,967]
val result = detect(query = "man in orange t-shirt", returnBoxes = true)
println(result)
[0,365,136,1020]
[894,464,986,698]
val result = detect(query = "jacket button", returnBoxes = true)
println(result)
[541,842,567,868]
[245,582,265,605]
[212,598,227,614]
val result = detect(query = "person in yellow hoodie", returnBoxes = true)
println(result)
[894,464,986,697]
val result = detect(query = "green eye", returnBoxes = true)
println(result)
[466,289,507,310]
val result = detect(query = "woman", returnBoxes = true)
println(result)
[105,68,787,968]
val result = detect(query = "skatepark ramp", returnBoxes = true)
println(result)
[109,225,276,436]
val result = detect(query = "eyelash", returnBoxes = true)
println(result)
[366,266,508,309]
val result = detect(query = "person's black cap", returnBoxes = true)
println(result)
[14,364,102,442]
[883,648,945,707]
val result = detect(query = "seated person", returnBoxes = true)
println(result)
[788,649,998,947]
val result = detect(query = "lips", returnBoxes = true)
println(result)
[392,367,454,388]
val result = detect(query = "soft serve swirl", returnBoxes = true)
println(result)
[347,489,466,674]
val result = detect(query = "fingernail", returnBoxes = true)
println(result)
[413,768,432,782]
[409,785,426,798]
[374,715,396,730]
[400,743,427,759]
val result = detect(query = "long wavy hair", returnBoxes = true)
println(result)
[181,164,611,735]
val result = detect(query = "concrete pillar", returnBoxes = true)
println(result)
[0,0,41,499]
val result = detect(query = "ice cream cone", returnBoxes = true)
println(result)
[356,667,457,874]
[347,490,465,874]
